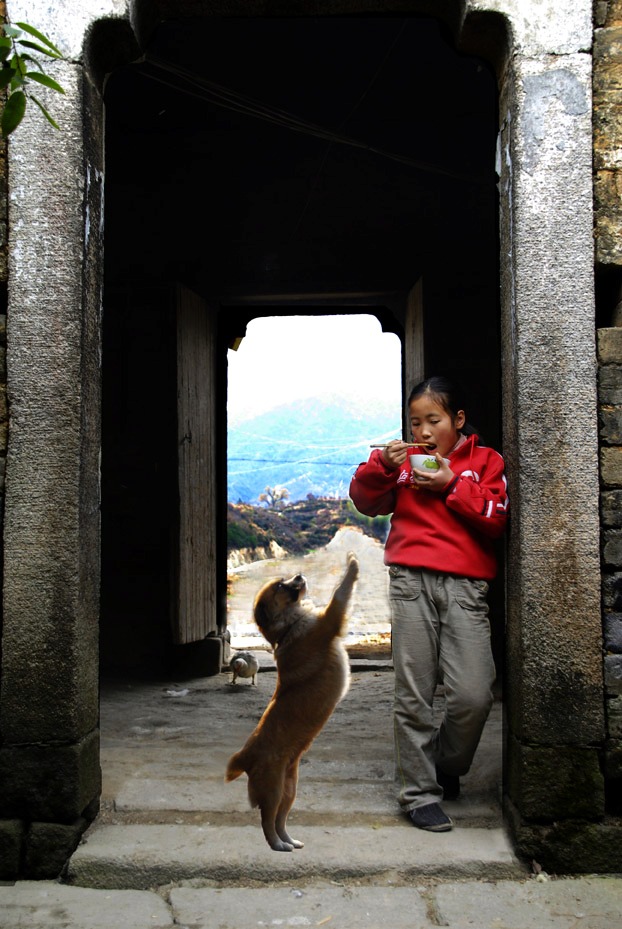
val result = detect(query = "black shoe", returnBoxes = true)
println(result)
[408,802,453,832]
[436,766,460,801]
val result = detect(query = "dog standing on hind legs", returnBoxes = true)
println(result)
[225,551,359,851]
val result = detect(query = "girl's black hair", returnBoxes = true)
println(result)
[408,376,480,439]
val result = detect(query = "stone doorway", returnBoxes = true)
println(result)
[2,0,608,880]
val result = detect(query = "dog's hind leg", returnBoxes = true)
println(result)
[249,771,295,852]
[275,759,303,850]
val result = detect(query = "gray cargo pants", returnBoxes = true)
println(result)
[388,565,496,811]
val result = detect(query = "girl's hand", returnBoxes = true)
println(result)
[381,440,409,470]
[412,453,455,492]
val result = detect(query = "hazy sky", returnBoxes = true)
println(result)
[227,314,402,424]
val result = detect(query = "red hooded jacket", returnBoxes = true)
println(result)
[349,435,508,580]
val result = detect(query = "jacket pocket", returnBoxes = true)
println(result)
[454,577,489,610]
[388,565,422,600]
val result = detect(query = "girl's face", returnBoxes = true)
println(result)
[409,394,465,458]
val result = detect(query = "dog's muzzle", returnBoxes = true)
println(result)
[281,574,307,600]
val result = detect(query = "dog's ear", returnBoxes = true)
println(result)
[254,598,270,632]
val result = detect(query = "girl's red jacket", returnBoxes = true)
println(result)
[349,434,509,580]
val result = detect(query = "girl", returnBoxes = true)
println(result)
[349,376,508,832]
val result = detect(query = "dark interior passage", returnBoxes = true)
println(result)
[100,15,501,676]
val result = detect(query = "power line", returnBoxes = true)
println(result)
[228,458,361,466]
[139,54,490,186]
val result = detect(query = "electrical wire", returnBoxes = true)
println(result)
[229,458,361,466]
[138,53,490,186]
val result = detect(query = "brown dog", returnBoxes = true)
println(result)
[225,551,359,851]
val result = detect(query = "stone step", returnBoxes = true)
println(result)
[90,668,513,894]
[106,772,504,829]
[66,822,525,890]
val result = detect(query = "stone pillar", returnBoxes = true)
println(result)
[497,34,611,868]
[0,55,104,877]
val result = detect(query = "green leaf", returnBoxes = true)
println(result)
[0,37,12,49]
[2,25,20,38]
[1,89,26,136]
[0,46,12,62]
[0,67,15,89]
[16,39,60,59]
[30,93,60,130]
[26,71,65,94]
[16,53,40,67]
[11,53,27,77]
[14,22,62,57]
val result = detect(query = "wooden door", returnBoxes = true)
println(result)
[173,285,218,644]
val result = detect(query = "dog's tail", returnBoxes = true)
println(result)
[225,750,246,782]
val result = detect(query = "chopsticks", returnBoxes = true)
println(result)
[369,442,435,449]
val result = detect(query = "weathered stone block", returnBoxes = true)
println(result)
[607,693,622,738]
[604,612,622,652]
[599,405,622,444]
[0,819,23,881]
[597,1,622,29]
[506,800,622,874]
[594,172,622,265]
[506,739,605,822]
[599,364,622,403]
[594,25,622,128]
[601,489,622,525]
[595,2,608,28]
[23,818,88,880]
[605,654,622,694]
[0,730,100,822]
[603,528,622,565]
[601,446,622,486]
[603,571,622,610]
[598,327,622,362]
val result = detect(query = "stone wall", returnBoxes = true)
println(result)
[599,327,622,814]
[594,1,622,817]
[0,1,7,568]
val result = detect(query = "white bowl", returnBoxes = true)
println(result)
[409,454,450,472]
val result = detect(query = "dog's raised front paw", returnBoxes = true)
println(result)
[346,551,359,579]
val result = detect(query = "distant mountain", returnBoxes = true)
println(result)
[228,393,401,503]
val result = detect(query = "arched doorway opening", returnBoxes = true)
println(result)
[225,311,402,649]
